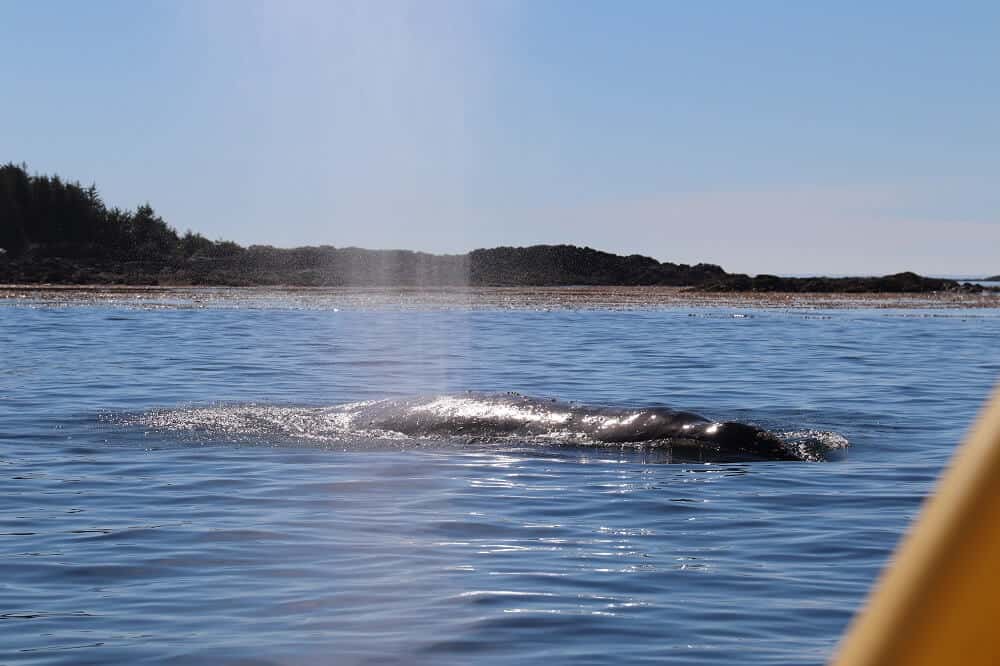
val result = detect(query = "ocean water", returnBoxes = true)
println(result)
[2,293,998,665]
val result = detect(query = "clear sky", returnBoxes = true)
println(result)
[2,0,998,275]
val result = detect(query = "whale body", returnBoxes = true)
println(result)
[339,393,814,461]
[128,392,848,462]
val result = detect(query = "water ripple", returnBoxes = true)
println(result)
[1,304,997,664]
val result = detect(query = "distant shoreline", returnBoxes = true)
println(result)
[0,243,711,289]
[4,247,997,294]
[3,163,996,294]
[3,243,995,295]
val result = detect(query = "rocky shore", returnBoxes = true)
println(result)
[3,284,998,310]
[0,243,990,294]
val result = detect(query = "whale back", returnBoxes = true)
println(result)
[348,393,805,460]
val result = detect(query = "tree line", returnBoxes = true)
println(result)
[0,162,238,261]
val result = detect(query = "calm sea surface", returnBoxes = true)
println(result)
[2,292,998,665]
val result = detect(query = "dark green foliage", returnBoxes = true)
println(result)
[0,163,235,263]
[0,163,31,256]
[179,230,215,257]
[698,271,972,293]
[468,245,727,286]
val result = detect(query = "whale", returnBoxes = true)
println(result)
[126,392,847,462]
[337,392,820,461]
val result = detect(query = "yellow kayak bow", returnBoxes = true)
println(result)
[832,384,1000,665]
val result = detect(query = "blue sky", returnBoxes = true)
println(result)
[2,0,997,274]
